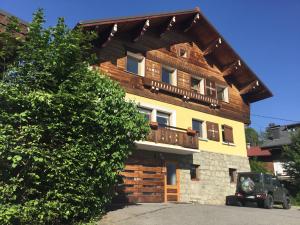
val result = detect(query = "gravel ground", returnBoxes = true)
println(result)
[98,203,300,225]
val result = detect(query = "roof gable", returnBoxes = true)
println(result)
[77,7,272,103]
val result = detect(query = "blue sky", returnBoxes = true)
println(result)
[1,0,300,132]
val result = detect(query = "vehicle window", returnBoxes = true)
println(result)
[264,175,272,185]
[239,174,261,183]
[272,178,281,187]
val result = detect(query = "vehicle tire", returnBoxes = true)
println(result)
[238,200,246,207]
[264,194,274,209]
[282,197,291,209]
[257,200,264,208]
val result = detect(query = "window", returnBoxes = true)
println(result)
[217,85,229,102]
[179,48,187,58]
[206,122,219,141]
[272,178,281,188]
[192,119,203,138]
[161,66,177,85]
[229,168,237,183]
[138,107,152,122]
[190,164,200,180]
[191,77,204,94]
[205,80,216,98]
[166,162,177,185]
[156,111,170,127]
[126,51,145,76]
[222,125,234,143]
[264,175,272,185]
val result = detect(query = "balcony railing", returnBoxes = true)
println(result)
[147,124,199,149]
[143,78,219,107]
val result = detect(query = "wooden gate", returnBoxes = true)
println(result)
[119,164,165,203]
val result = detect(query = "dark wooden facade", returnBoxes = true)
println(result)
[79,8,272,125]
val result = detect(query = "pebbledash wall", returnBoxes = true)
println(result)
[127,93,251,204]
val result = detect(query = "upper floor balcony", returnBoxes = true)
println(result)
[142,77,219,108]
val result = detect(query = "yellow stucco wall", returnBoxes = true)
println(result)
[126,93,248,157]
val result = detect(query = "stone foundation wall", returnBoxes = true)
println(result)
[178,151,250,205]
[126,149,250,205]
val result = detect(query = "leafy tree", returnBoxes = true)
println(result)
[249,157,269,173]
[0,10,149,225]
[245,127,261,146]
[283,129,300,185]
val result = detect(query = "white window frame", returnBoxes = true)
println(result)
[179,48,188,58]
[192,119,204,138]
[138,107,152,121]
[191,76,205,95]
[137,102,176,127]
[162,65,177,86]
[126,51,145,77]
[216,85,229,103]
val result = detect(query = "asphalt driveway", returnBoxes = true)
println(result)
[98,203,300,225]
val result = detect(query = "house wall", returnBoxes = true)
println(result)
[125,93,250,204]
[126,93,248,157]
[180,151,250,204]
[95,26,253,205]
[127,149,250,205]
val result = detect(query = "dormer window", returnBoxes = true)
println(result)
[161,65,177,86]
[126,51,145,76]
[216,85,229,102]
[179,48,188,58]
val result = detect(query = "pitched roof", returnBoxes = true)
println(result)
[261,123,299,149]
[247,146,271,157]
[0,9,28,35]
[0,9,28,26]
[77,7,272,103]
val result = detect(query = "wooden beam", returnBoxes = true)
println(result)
[240,80,260,95]
[160,16,176,37]
[203,37,222,56]
[102,23,117,47]
[222,60,242,77]
[133,19,150,42]
[184,13,200,32]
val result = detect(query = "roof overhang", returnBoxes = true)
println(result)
[0,9,28,35]
[77,7,273,103]
[135,140,199,155]
[247,146,271,157]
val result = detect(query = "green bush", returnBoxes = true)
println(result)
[249,158,270,174]
[0,10,149,224]
[291,192,300,206]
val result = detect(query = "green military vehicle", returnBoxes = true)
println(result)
[235,172,291,209]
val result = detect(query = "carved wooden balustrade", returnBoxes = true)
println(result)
[147,125,199,149]
[143,77,219,107]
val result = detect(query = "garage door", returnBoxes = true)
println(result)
[120,164,165,203]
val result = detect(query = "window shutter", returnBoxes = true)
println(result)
[205,80,216,98]
[206,122,219,141]
[206,122,212,140]
[224,125,234,143]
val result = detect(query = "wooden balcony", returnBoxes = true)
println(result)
[143,78,219,107]
[147,125,199,149]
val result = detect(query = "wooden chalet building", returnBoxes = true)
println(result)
[0,9,27,35]
[78,7,272,204]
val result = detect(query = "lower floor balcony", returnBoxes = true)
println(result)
[135,124,199,155]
